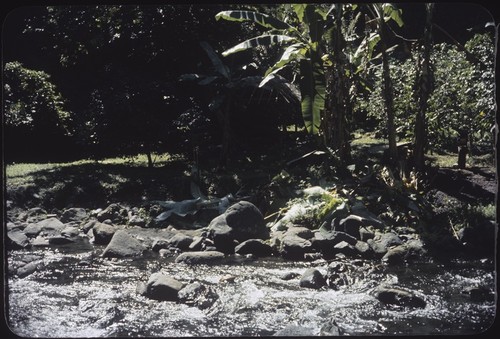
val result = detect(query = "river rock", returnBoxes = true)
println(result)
[175,251,225,265]
[61,226,80,238]
[354,240,374,258]
[48,236,76,245]
[285,226,314,239]
[367,232,403,257]
[178,281,219,309]
[359,227,375,242]
[458,220,496,254]
[92,222,117,245]
[373,285,426,308]
[82,219,98,233]
[97,203,128,224]
[280,272,300,280]
[334,241,358,257]
[208,201,268,253]
[7,229,30,249]
[102,230,146,258]
[31,235,50,247]
[60,207,88,223]
[337,215,363,239]
[299,268,326,289]
[23,223,43,238]
[234,239,273,257]
[273,325,315,336]
[188,236,204,251]
[19,207,47,223]
[381,245,407,266]
[168,233,193,251]
[128,215,146,227]
[142,272,184,301]
[280,234,313,260]
[36,217,65,236]
[17,260,43,278]
[320,320,342,336]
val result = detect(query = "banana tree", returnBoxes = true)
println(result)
[215,6,328,140]
[180,41,299,167]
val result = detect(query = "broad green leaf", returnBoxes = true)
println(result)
[300,60,325,134]
[352,32,381,68]
[292,4,307,22]
[199,41,230,80]
[215,10,292,30]
[264,43,307,77]
[382,4,404,27]
[222,35,295,56]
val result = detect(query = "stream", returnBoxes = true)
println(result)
[6,240,496,337]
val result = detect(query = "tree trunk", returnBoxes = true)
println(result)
[325,4,351,163]
[380,23,398,162]
[414,3,434,171]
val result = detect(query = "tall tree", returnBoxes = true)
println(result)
[414,3,435,171]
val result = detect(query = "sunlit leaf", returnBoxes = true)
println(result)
[215,10,292,30]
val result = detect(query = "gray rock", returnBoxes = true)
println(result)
[7,229,30,249]
[359,227,375,242]
[143,272,184,301]
[128,215,146,227]
[337,215,363,239]
[61,226,80,238]
[17,260,43,278]
[354,240,374,258]
[60,208,88,223]
[23,223,43,238]
[178,282,219,309]
[31,235,50,247]
[274,325,315,336]
[19,207,47,223]
[367,232,403,257]
[92,222,117,245]
[82,219,98,233]
[175,251,225,265]
[299,268,326,289]
[152,238,170,252]
[320,320,342,336]
[373,285,426,308]
[285,226,314,239]
[334,241,358,257]
[97,203,128,224]
[36,217,65,236]
[280,272,300,280]
[188,236,204,251]
[382,245,407,266]
[48,236,76,245]
[224,201,268,240]
[168,233,193,251]
[102,230,147,258]
[280,234,313,259]
[234,239,273,257]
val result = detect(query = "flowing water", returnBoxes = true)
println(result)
[6,240,496,337]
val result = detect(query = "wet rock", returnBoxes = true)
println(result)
[102,230,147,258]
[36,217,65,236]
[82,219,98,233]
[48,236,76,245]
[142,272,184,301]
[285,226,314,239]
[359,227,375,242]
[178,282,219,309]
[334,241,358,257]
[7,229,30,249]
[280,272,300,280]
[23,223,43,238]
[337,215,363,239]
[61,226,80,238]
[354,240,374,258]
[17,260,43,278]
[152,238,170,252]
[280,234,313,260]
[31,235,50,247]
[175,251,225,265]
[367,232,403,257]
[299,268,326,289]
[60,208,88,223]
[273,324,315,336]
[168,233,193,251]
[188,236,204,251]
[373,285,426,308]
[208,215,237,253]
[128,215,146,227]
[97,203,128,224]
[381,246,407,266]
[92,222,117,245]
[234,239,273,257]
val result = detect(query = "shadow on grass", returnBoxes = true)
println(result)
[6,160,192,210]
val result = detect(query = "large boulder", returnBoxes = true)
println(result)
[60,207,88,223]
[139,272,184,301]
[373,285,426,308]
[36,217,65,236]
[23,223,43,238]
[102,230,146,258]
[175,251,226,265]
[367,232,403,257]
[234,239,273,257]
[7,229,30,249]
[299,268,326,289]
[336,215,364,239]
[168,233,193,251]
[92,222,117,245]
[279,234,313,260]
[208,201,268,253]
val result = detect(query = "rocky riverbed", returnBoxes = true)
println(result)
[5,197,497,336]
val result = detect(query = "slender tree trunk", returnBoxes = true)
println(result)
[414,3,434,171]
[325,4,351,163]
[380,23,398,162]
